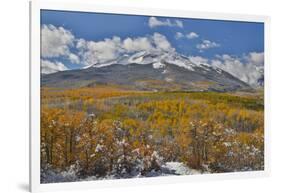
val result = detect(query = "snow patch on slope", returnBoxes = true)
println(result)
[153,62,165,69]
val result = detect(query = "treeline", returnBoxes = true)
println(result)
[41,92,264,182]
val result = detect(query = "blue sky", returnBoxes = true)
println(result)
[40,10,264,84]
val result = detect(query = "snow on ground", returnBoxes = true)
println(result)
[161,162,202,175]
[83,162,203,181]
[41,162,204,183]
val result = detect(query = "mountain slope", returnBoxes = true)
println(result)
[42,51,251,92]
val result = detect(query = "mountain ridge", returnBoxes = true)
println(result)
[41,53,252,92]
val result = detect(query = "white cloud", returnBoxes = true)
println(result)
[152,33,174,52]
[186,52,264,86]
[175,32,184,40]
[186,32,199,39]
[79,33,175,67]
[175,32,199,40]
[211,52,264,86]
[41,59,68,74]
[196,40,220,50]
[85,36,123,63]
[175,20,184,28]
[245,52,264,66]
[41,24,81,66]
[41,24,75,58]
[68,53,80,64]
[188,56,209,65]
[148,17,183,28]
[123,37,153,52]
[76,38,87,50]
[41,25,175,68]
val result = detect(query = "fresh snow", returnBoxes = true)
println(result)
[83,60,117,69]
[161,162,202,175]
[41,162,204,183]
[166,59,194,71]
[153,62,165,69]
[128,51,147,63]
[95,144,104,152]
[85,51,212,72]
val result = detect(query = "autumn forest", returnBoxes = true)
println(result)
[40,86,264,183]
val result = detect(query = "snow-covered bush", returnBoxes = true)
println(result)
[41,163,80,183]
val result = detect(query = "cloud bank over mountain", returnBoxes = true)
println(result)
[40,24,264,86]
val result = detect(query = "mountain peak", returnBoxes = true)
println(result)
[42,53,251,92]
[84,50,211,73]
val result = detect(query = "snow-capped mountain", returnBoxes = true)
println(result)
[84,51,215,73]
[42,51,252,92]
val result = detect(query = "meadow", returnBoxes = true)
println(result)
[40,86,264,183]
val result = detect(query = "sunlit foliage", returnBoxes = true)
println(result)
[41,86,264,182]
